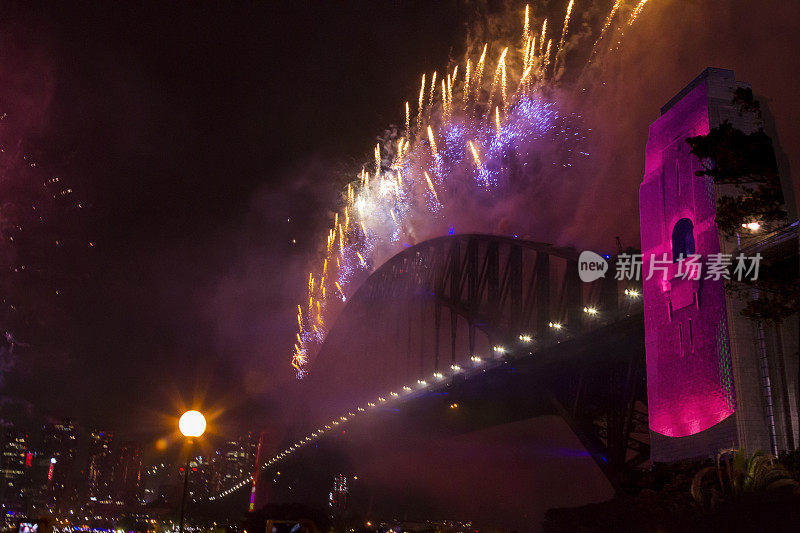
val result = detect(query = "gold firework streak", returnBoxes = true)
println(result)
[418,73,426,123]
[540,19,547,56]
[427,126,438,158]
[523,4,530,38]
[544,39,552,70]
[522,4,532,71]
[441,79,448,116]
[424,171,439,203]
[428,71,437,109]
[374,144,381,178]
[591,0,622,57]
[501,59,507,105]
[468,141,483,170]
[464,59,471,100]
[628,0,650,25]
[474,44,487,99]
[557,0,575,62]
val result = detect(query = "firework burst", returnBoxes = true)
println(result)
[291,1,655,378]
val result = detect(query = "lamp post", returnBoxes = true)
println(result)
[178,410,206,533]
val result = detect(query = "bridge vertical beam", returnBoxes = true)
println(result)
[618,355,641,470]
[605,353,643,477]
[601,267,620,321]
[466,240,478,309]
[549,391,621,491]
[419,297,425,377]
[450,311,458,365]
[466,239,479,355]
[395,289,401,387]
[605,361,624,474]
[564,259,583,331]
[468,324,475,358]
[486,241,500,332]
[434,303,442,371]
[534,252,550,338]
[406,296,412,383]
[449,239,461,300]
[450,240,461,365]
[507,245,523,333]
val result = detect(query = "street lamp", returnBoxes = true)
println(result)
[179,410,206,438]
[178,410,206,533]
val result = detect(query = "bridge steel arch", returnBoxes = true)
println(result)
[305,234,648,490]
[363,234,615,361]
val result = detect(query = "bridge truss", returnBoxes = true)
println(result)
[205,234,648,503]
[312,234,648,488]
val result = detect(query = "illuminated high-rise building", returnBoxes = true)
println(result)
[86,431,114,502]
[111,441,141,504]
[0,425,29,511]
[217,433,258,489]
[328,474,348,517]
[41,419,78,505]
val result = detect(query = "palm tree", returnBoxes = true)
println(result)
[691,448,798,510]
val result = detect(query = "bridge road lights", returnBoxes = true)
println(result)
[178,410,206,533]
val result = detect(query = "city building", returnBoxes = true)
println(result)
[112,441,142,504]
[186,455,213,501]
[86,431,114,502]
[141,462,180,506]
[0,425,28,512]
[328,474,348,517]
[217,433,258,491]
[41,419,78,508]
[639,67,799,460]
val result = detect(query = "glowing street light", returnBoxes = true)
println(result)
[741,221,761,231]
[179,410,206,438]
[178,410,205,533]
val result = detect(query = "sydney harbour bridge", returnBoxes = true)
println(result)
[202,234,649,513]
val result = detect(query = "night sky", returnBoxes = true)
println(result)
[0,0,473,440]
[0,0,799,476]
